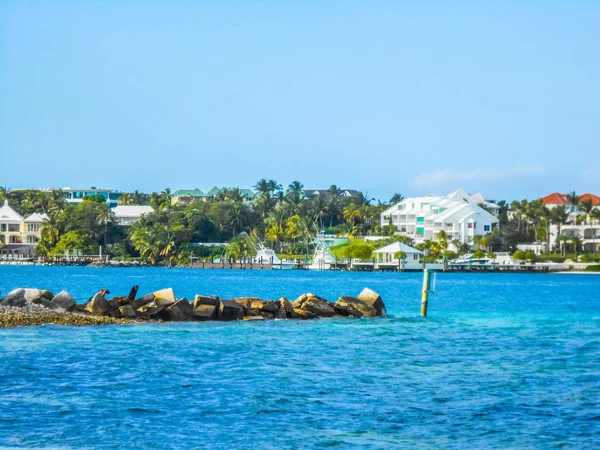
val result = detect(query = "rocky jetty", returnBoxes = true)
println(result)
[0,286,386,328]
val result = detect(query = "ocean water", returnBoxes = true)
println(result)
[0,267,599,449]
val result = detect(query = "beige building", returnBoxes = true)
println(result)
[0,200,44,260]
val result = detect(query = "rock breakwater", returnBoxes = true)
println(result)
[0,287,386,328]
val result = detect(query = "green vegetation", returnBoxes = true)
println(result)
[584,264,600,272]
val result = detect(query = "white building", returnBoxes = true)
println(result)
[381,189,499,245]
[113,205,154,226]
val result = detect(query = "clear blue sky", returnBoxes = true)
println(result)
[1,1,598,202]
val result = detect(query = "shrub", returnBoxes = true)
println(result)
[584,264,600,272]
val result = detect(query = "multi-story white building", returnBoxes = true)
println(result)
[542,192,600,253]
[59,187,124,208]
[381,189,499,245]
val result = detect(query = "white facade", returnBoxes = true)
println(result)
[381,190,499,245]
[113,205,154,226]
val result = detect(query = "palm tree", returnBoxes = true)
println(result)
[132,190,143,205]
[389,193,404,205]
[0,185,11,203]
[118,193,134,205]
[580,199,594,224]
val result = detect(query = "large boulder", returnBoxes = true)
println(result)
[279,298,294,317]
[193,295,221,308]
[119,304,137,318]
[301,296,336,318]
[193,304,218,321]
[132,293,155,310]
[219,300,244,321]
[86,291,112,316]
[335,296,377,318]
[51,291,76,311]
[25,289,54,304]
[357,288,386,317]
[135,303,164,319]
[0,289,26,307]
[153,288,177,307]
[0,288,53,307]
[243,315,265,321]
[250,299,280,314]
[291,308,318,320]
[163,299,193,321]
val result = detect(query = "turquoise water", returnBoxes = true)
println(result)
[0,267,599,448]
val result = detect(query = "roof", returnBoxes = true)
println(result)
[541,192,600,206]
[173,188,205,197]
[374,242,422,255]
[113,205,154,217]
[542,192,569,205]
[0,200,24,222]
[206,186,222,196]
[24,212,48,223]
[239,189,255,199]
[580,193,600,206]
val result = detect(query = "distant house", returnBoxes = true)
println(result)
[0,200,42,260]
[58,187,124,208]
[301,189,360,199]
[380,189,499,245]
[113,205,154,226]
[374,242,422,265]
[542,192,600,253]
[542,192,600,213]
[171,189,206,206]
[172,187,255,206]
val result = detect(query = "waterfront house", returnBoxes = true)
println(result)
[113,205,154,226]
[0,200,41,261]
[58,187,123,208]
[374,242,422,264]
[542,192,600,253]
[172,187,256,206]
[380,190,499,245]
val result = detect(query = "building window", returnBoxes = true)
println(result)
[9,236,21,243]
[468,223,473,229]
[8,224,20,232]
[1,224,5,232]
[28,224,40,232]
[484,225,490,232]
[27,236,38,244]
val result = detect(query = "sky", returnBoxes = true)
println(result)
[0,1,598,203]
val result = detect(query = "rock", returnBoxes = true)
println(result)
[132,293,155,310]
[164,299,193,321]
[280,298,294,317]
[25,289,54,303]
[291,308,318,320]
[219,299,244,321]
[107,298,121,310]
[0,288,54,307]
[119,304,137,318]
[243,316,265,321]
[250,299,280,314]
[357,288,386,317]
[335,296,377,318]
[86,291,112,316]
[154,288,177,307]
[38,298,58,310]
[193,295,221,308]
[0,289,26,307]
[193,304,217,321]
[135,303,164,319]
[293,293,328,309]
[51,291,76,311]
[301,296,336,318]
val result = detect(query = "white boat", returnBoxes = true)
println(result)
[239,232,295,270]
[307,233,337,270]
